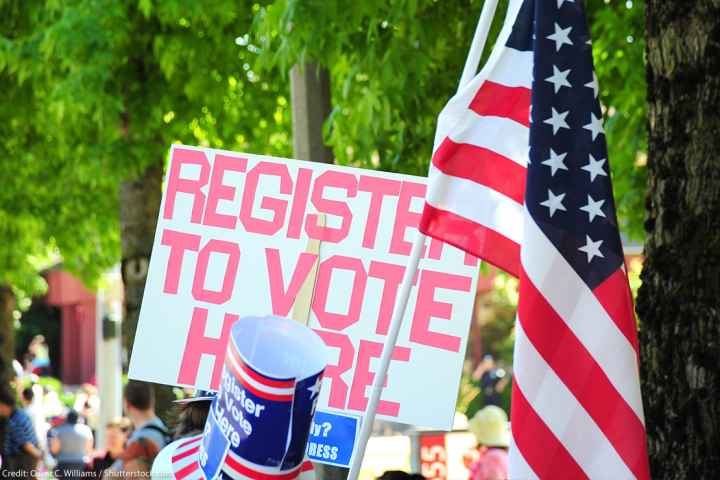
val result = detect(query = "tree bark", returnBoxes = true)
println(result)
[637,1,720,478]
[119,160,175,419]
[290,63,334,164]
[0,285,16,391]
[290,63,345,480]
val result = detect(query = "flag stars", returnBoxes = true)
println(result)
[581,154,608,182]
[542,149,568,176]
[547,23,573,51]
[579,195,606,222]
[540,189,567,217]
[585,72,599,98]
[308,377,321,398]
[544,107,570,135]
[545,65,572,93]
[579,235,604,263]
[584,112,605,140]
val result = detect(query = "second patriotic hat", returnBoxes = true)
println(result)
[152,315,328,479]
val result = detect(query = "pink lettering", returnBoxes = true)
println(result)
[177,307,236,389]
[358,176,401,249]
[410,270,472,352]
[390,181,426,255]
[266,248,318,316]
[368,261,405,335]
[164,148,210,223]
[203,154,247,229]
[312,256,367,331]
[348,340,411,416]
[287,168,313,239]
[305,171,357,243]
[239,161,292,235]
[191,240,240,305]
[313,329,354,410]
[160,229,200,294]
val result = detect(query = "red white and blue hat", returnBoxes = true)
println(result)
[152,316,327,480]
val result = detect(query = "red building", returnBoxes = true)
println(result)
[24,269,97,385]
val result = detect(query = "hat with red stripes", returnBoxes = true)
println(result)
[151,315,327,480]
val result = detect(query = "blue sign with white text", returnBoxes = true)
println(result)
[306,411,360,467]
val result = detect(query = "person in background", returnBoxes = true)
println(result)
[73,384,100,435]
[21,387,49,453]
[0,388,43,473]
[12,359,25,382]
[464,406,509,480]
[90,417,132,476]
[110,381,170,475]
[28,335,50,375]
[172,390,215,439]
[472,355,510,407]
[50,409,94,479]
[377,471,425,480]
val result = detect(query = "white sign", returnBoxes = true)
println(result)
[130,145,479,430]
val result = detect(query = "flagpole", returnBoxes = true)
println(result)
[459,0,499,90]
[345,3,499,479]
[346,231,426,480]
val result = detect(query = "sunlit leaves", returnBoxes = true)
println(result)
[0,0,292,292]
[254,0,647,239]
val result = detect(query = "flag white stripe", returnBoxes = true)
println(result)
[432,0,527,150]
[514,322,635,479]
[227,352,296,396]
[508,434,539,480]
[521,210,645,422]
[439,110,530,167]
[425,168,524,243]
[172,439,202,473]
[488,47,534,89]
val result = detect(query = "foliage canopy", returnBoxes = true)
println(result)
[253,0,647,238]
[1,0,647,295]
[0,0,292,293]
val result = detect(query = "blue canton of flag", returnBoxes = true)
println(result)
[527,0,623,290]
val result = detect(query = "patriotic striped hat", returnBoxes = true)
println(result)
[152,315,327,480]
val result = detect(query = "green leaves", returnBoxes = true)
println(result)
[253,0,648,239]
[588,0,647,240]
[0,0,292,293]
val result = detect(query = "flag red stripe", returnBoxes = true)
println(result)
[172,445,200,463]
[469,80,531,127]
[518,267,650,480]
[420,204,520,277]
[511,383,588,479]
[431,137,527,204]
[593,268,640,354]
[177,436,202,448]
[225,455,302,480]
[175,460,199,480]
[228,340,296,389]
[225,360,294,402]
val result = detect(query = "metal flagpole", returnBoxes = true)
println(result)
[345,4,499,480]
[346,231,426,480]
[459,0,500,90]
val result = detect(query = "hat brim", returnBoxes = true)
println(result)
[173,396,216,405]
[151,434,317,480]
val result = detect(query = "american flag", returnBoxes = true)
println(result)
[419,0,650,478]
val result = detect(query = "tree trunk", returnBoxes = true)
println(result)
[290,63,334,164]
[0,285,16,391]
[637,1,720,478]
[290,63,346,480]
[119,160,175,419]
